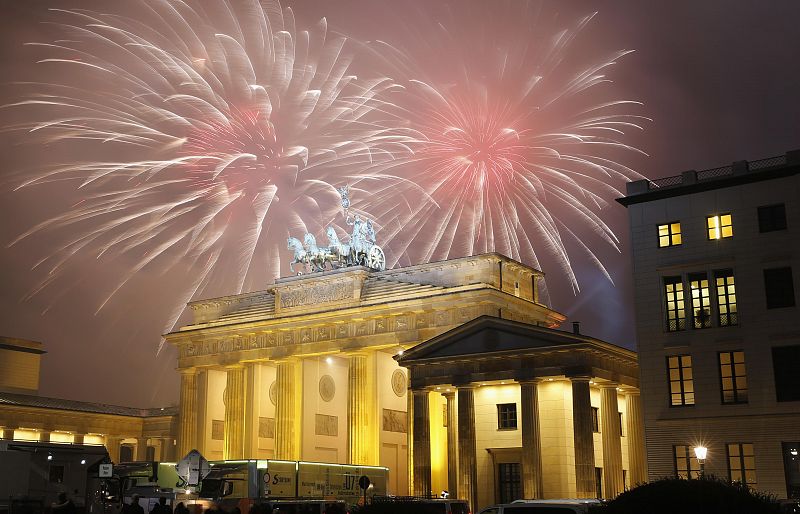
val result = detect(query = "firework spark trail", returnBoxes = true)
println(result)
[362,3,650,293]
[4,0,416,344]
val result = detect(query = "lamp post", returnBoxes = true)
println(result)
[694,446,708,479]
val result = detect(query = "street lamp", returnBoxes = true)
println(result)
[694,446,708,478]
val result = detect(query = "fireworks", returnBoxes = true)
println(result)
[366,3,649,291]
[5,0,411,317]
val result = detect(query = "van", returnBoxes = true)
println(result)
[372,496,470,514]
[265,499,348,514]
[478,499,605,514]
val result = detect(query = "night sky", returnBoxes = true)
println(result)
[1,1,798,408]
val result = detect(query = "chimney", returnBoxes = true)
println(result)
[572,322,580,335]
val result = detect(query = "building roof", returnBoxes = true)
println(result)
[617,149,800,206]
[0,391,177,418]
[0,336,46,355]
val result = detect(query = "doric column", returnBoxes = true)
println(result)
[177,368,198,457]
[520,379,543,499]
[348,353,370,465]
[224,365,246,460]
[275,359,301,461]
[443,391,458,496]
[407,384,415,495]
[136,437,148,461]
[243,362,260,459]
[73,434,85,445]
[105,436,121,463]
[39,431,51,443]
[457,385,478,512]
[161,437,174,461]
[412,389,431,496]
[600,384,624,499]
[571,377,596,498]
[625,392,647,486]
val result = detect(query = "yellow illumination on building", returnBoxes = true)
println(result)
[707,214,733,240]
[13,429,40,441]
[83,434,105,446]
[49,432,74,444]
[658,222,682,247]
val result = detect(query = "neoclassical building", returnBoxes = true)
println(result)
[167,253,644,507]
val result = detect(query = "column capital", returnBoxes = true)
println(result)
[179,367,198,375]
[598,381,619,389]
[454,383,477,390]
[517,378,542,386]
[441,390,456,400]
[224,363,246,370]
[567,375,593,383]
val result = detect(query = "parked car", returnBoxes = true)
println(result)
[371,496,470,514]
[266,499,348,514]
[478,499,605,514]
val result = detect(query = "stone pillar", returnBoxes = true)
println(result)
[161,437,174,461]
[275,359,301,461]
[520,379,543,499]
[105,436,121,463]
[626,392,647,486]
[348,353,370,465]
[457,385,478,512]
[243,363,260,459]
[571,377,596,498]
[443,391,458,497]
[73,433,85,445]
[136,437,149,461]
[224,365,246,460]
[39,431,51,443]
[178,368,198,457]
[407,384,415,495]
[412,389,431,497]
[600,385,624,499]
[2,428,15,440]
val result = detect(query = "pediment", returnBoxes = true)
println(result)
[398,315,583,362]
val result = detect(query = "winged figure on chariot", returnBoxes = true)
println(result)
[287,186,386,274]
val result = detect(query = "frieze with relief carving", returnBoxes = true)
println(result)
[279,280,354,309]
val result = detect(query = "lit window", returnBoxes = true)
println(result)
[707,213,733,240]
[664,276,686,332]
[715,270,738,326]
[689,273,711,329]
[658,222,682,247]
[719,351,748,404]
[727,443,757,485]
[497,403,517,430]
[667,355,694,406]
[674,445,701,479]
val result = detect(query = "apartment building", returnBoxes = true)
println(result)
[618,150,800,499]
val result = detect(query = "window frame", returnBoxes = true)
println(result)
[496,403,518,430]
[707,213,733,240]
[772,345,800,402]
[664,276,687,332]
[727,442,757,485]
[758,203,787,233]
[718,351,748,404]
[764,267,796,309]
[673,445,702,479]
[714,269,738,326]
[667,354,695,407]
[658,221,682,248]
[689,272,712,329]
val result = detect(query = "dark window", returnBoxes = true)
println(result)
[765,267,796,309]
[773,345,800,402]
[719,351,748,404]
[497,403,518,430]
[591,407,600,432]
[497,463,522,504]
[619,412,625,437]
[667,355,695,406]
[658,222,682,247]
[759,204,787,233]
[119,445,134,462]
[595,467,603,498]
[727,443,757,485]
[689,273,712,329]
[48,465,64,483]
[783,442,800,499]
[715,270,738,326]
[673,445,701,479]
[146,445,156,461]
[664,276,686,331]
